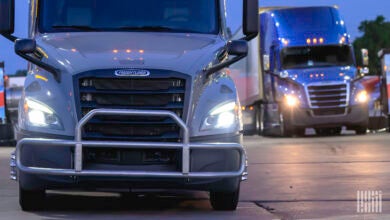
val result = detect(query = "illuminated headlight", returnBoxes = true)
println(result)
[285,94,299,107]
[24,98,62,129]
[356,90,368,103]
[201,101,238,131]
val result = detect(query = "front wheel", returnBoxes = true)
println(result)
[355,126,367,135]
[210,188,240,211]
[19,187,45,211]
[315,127,342,136]
[279,110,294,137]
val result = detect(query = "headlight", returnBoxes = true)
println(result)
[24,98,63,129]
[285,94,299,107]
[201,101,238,131]
[356,90,368,103]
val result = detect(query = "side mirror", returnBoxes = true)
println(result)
[243,0,259,41]
[14,38,61,82]
[0,0,14,34]
[227,40,248,56]
[15,39,36,54]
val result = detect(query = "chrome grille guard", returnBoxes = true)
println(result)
[15,109,246,179]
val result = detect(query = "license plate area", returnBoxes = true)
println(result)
[85,148,179,165]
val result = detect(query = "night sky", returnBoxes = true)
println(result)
[0,0,389,75]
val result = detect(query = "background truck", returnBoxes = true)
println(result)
[373,49,390,131]
[0,62,15,144]
[230,6,369,136]
[0,0,258,211]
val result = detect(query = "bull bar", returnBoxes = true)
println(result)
[15,109,246,179]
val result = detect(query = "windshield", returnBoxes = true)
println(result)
[38,0,219,34]
[281,45,355,69]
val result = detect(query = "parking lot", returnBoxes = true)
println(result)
[1,133,390,219]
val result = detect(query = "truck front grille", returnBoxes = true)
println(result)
[75,72,188,142]
[307,83,348,116]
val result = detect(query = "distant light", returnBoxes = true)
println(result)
[339,37,346,44]
[281,38,289,46]
[339,73,344,77]
[71,48,77,52]
[313,38,318,44]
[306,38,311,44]
[113,49,119,53]
[139,49,145,54]
[126,49,132,53]
[319,38,324,44]
[320,73,324,77]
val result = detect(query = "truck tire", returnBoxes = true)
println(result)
[355,126,367,135]
[210,188,240,211]
[19,187,45,211]
[257,105,264,136]
[388,116,390,133]
[279,110,294,137]
[315,127,342,136]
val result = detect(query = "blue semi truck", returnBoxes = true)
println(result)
[230,6,369,136]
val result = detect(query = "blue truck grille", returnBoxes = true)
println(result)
[76,75,188,142]
[307,84,348,116]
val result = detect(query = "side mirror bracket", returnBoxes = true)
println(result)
[204,40,248,77]
[15,39,61,82]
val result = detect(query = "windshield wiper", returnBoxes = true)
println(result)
[51,25,100,31]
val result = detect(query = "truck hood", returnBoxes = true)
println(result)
[283,66,357,85]
[37,32,224,76]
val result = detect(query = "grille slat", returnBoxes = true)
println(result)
[80,88,185,95]
[76,75,187,142]
[80,103,184,109]
[307,83,348,116]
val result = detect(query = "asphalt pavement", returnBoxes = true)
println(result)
[1,133,390,219]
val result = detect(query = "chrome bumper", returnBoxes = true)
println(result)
[11,109,246,180]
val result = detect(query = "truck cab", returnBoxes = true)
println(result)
[0,0,258,211]
[231,6,369,136]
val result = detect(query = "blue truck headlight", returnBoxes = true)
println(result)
[355,90,368,103]
[285,94,299,107]
[201,101,238,131]
[24,98,62,129]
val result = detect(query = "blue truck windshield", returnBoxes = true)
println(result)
[281,46,354,69]
[38,0,219,34]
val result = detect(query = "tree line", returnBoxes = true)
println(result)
[353,15,390,74]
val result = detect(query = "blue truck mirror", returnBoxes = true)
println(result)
[0,0,15,34]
